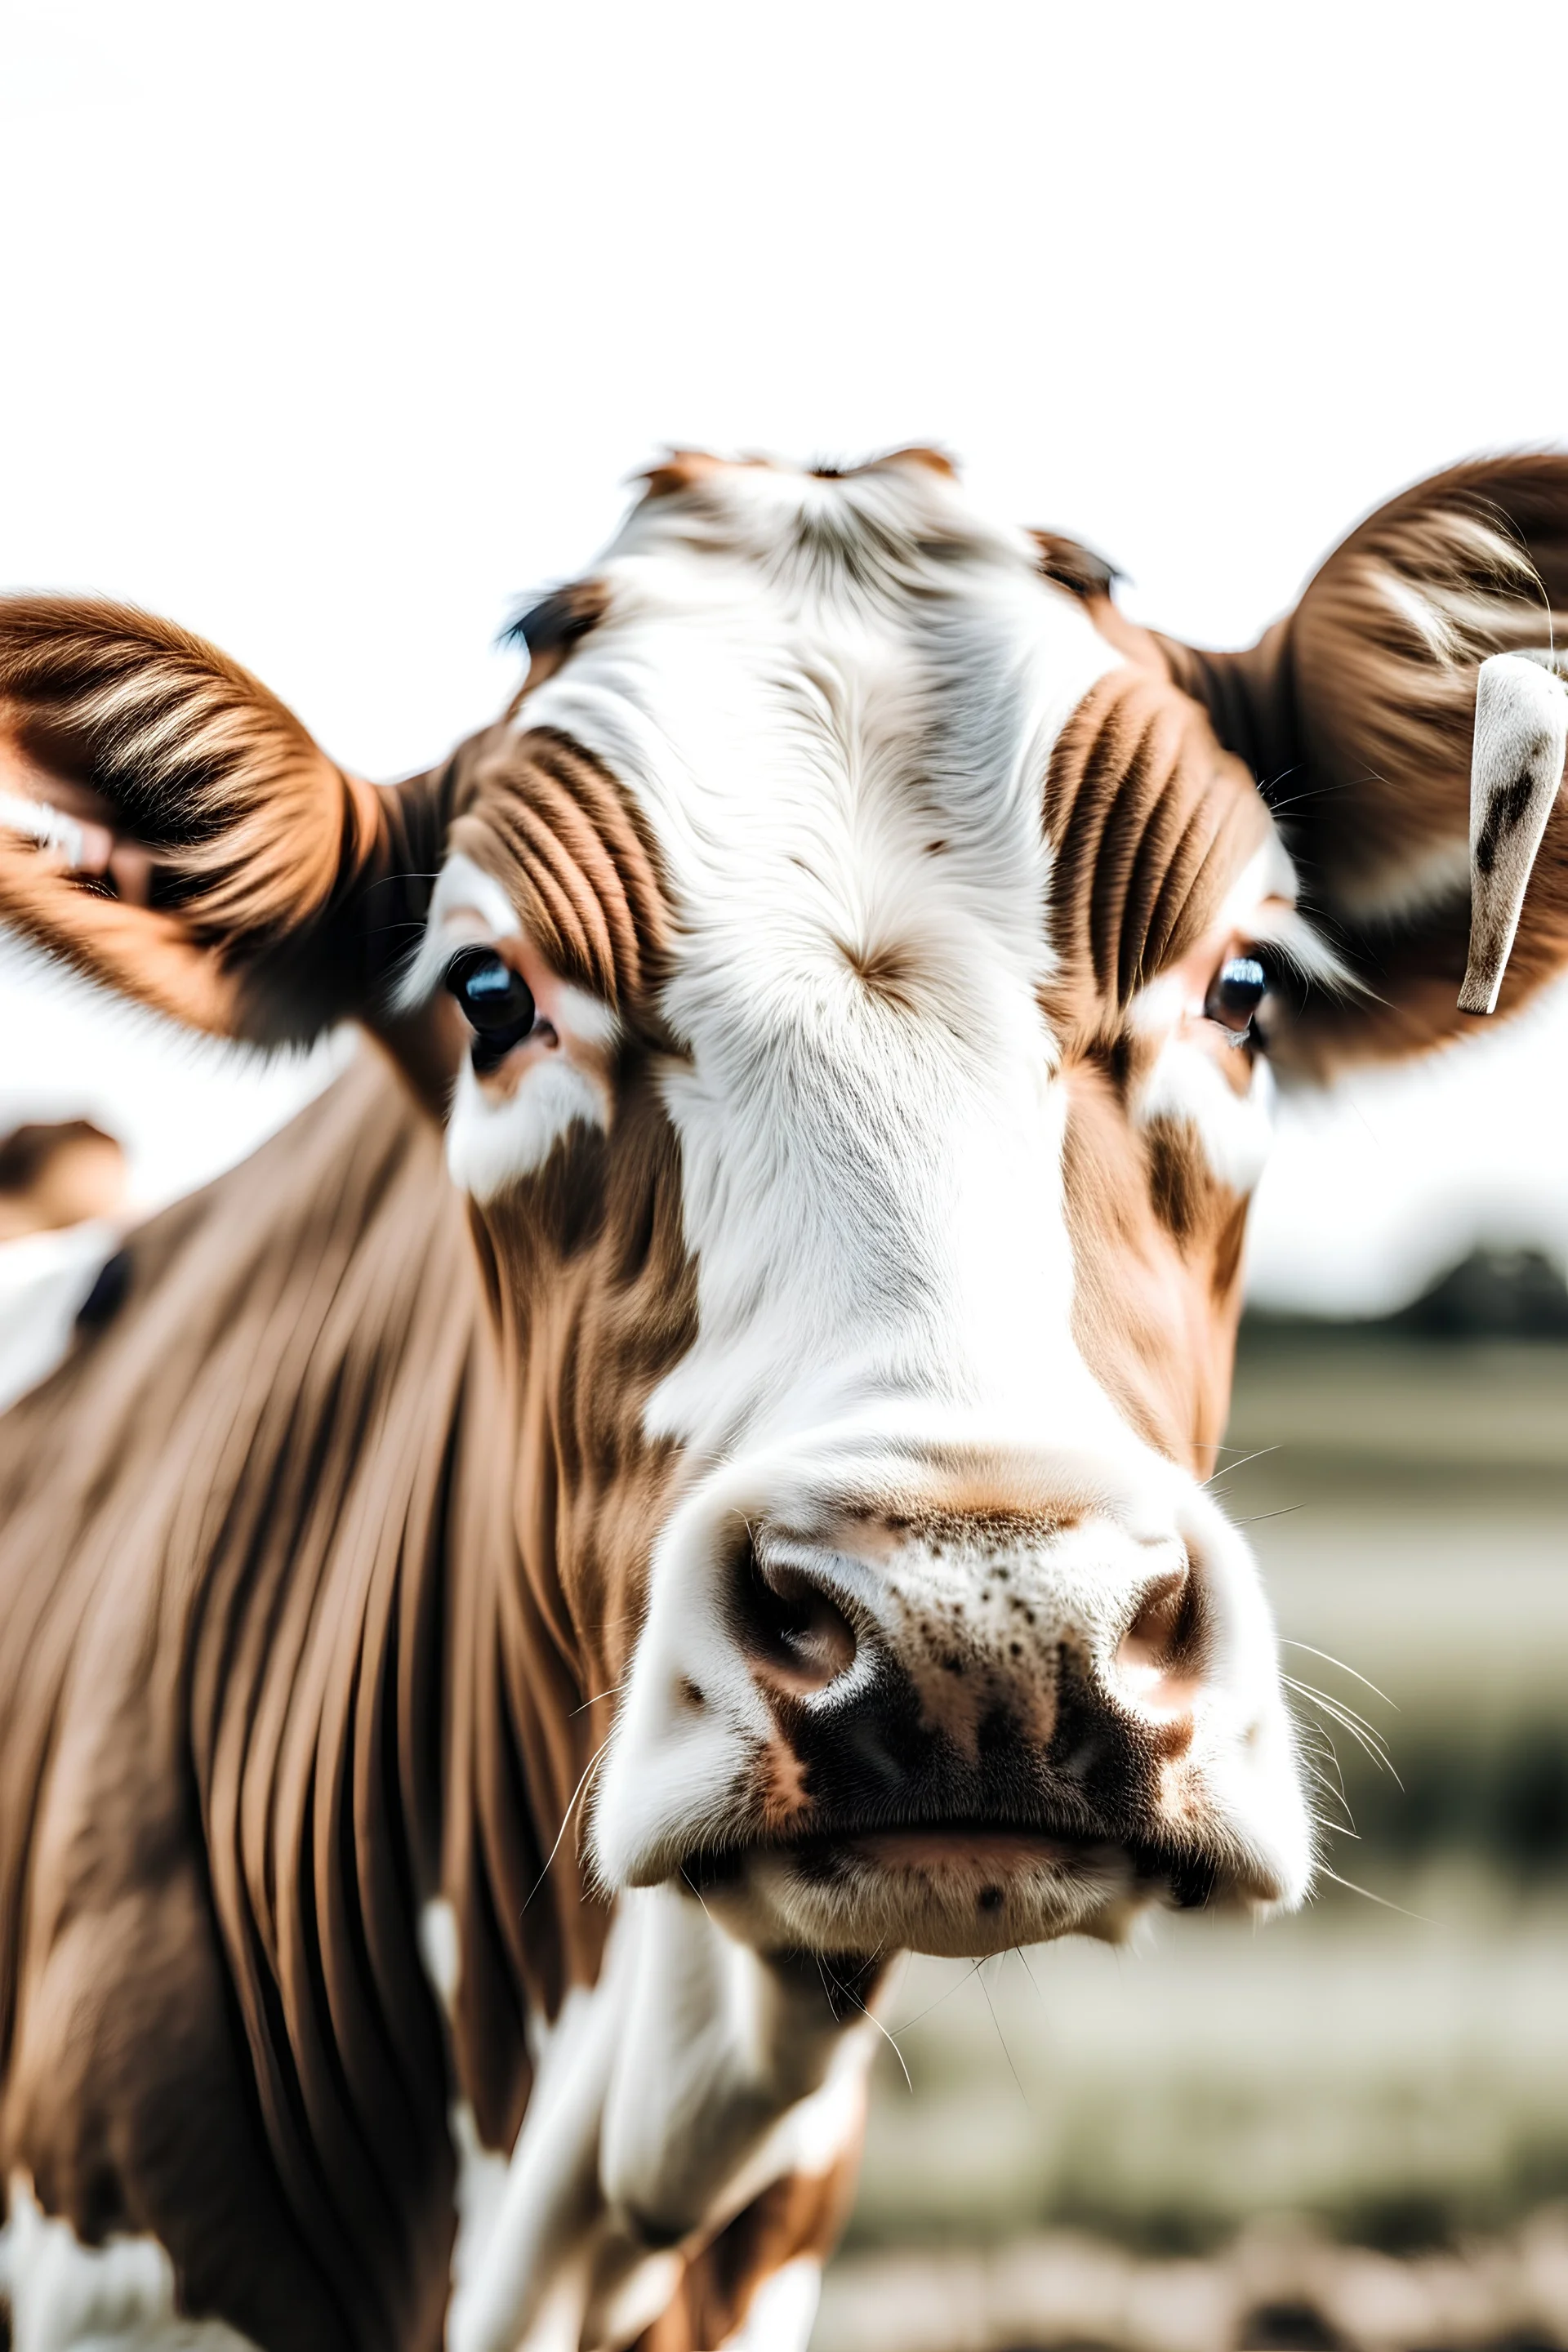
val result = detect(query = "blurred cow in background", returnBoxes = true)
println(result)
[0,450,1564,2352]
[0,1119,125,1244]
[0,1118,127,1413]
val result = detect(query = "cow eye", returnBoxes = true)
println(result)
[443,947,537,1070]
[1205,953,1269,1044]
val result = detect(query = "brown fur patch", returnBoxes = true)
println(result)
[448,725,671,1015]
[835,934,920,1011]
[1031,529,1121,602]
[1059,1058,1250,1471]
[504,578,611,698]
[639,451,773,501]
[1043,666,1272,1047]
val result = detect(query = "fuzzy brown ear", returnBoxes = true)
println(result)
[1152,457,1568,1071]
[0,596,452,1046]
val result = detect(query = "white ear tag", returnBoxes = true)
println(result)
[1459,652,1568,1016]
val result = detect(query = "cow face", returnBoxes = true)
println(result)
[390,453,1323,1957]
[6,449,1568,1963]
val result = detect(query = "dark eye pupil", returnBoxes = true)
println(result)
[1214,956,1267,1016]
[1205,954,1270,1040]
[443,947,537,1067]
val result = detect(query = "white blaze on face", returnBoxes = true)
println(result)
[514,461,1126,1457]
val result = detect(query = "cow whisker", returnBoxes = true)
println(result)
[1285,1677,1392,1755]
[523,1733,614,1912]
[570,1679,630,1717]
[679,1866,724,1943]
[1295,1725,1363,1841]
[1281,1638,1397,1709]
[1200,1444,1281,1488]
[977,1957,1031,2110]
[1304,1780,1357,1832]
[1284,1683,1396,1778]
[1282,1679,1401,1788]
[1294,1722,1349,1798]
[890,1958,987,2035]
[1300,1756,1358,1833]
[1012,1944,1046,2003]
[815,1953,912,2094]
[1260,769,1361,813]
[1316,1866,1435,1924]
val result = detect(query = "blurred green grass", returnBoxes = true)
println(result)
[844,1325,1568,2258]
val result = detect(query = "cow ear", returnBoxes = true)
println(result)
[1152,457,1568,1073]
[0,595,453,1046]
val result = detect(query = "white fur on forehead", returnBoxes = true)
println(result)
[512,456,1125,1455]
[612,453,1030,590]
[523,456,1120,999]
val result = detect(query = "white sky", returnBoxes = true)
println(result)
[4,0,1568,1312]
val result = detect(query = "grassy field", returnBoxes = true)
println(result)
[836,1327,1568,2265]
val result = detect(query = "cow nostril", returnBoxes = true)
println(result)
[736,1544,858,1694]
[1123,1566,1198,1664]
[1115,1561,1205,1709]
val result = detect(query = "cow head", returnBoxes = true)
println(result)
[6,451,1566,1965]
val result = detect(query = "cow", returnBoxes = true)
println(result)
[1,448,1565,2352]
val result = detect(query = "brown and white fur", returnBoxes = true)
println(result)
[2,448,1566,2352]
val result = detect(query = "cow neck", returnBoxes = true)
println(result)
[439,1077,696,2155]
[434,1232,604,2160]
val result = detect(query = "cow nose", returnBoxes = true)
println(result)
[735,1542,858,1696]
[733,1524,1213,1828]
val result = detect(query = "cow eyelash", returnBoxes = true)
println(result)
[443,947,545,1071]
[1204,951,1272,1049]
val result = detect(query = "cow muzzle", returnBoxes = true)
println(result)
[590,1447,1312,1959]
